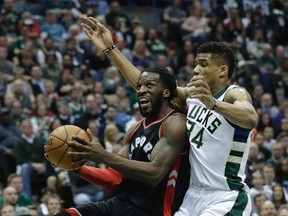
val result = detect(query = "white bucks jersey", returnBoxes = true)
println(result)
[186,85,252,191]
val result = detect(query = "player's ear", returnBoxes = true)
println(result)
[219,65,228,78]
[163,89,170,99]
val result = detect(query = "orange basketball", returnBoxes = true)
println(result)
[44,125,90,171]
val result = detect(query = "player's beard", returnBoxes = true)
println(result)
[139,92,163,118]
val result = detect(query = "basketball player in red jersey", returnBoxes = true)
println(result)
[55,66,190,216]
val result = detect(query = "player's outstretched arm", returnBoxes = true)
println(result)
[80,16,140,90]
[69,114,188,186]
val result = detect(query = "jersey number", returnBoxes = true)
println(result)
[187,120,204,148]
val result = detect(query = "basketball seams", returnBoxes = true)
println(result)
[44,125,88,171]
[70,127,83,170]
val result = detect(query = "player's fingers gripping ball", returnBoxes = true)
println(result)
[44,125,90,171]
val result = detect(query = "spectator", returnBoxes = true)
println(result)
[38,188,56,216]
[246,11,267,41]
[163,0,187,45]
[261,93,280,119]
[0,47,14,75]
[0,186,19,208]
[62,38,84,67]
[278,205,288,216]
[165,42,180,74]
[55,68,75,98]
[105,0,131,38]
[279,118,288,136]
[246,30,268,60]
[181,5,210,44]
[14,119,46,196]
[267,142,285,173]
[278,158,288,186]
[67,86,85,120]
[271,184,287,211]
[0,204,15,216]
[84,46,110,81]
[30,103,53,140]
[14,206,31,216]
[10,100,27,127]
[0,108,21,184]
[0,0,20,36]
[125,103,142,132]
[17,11,41,41]
[28,65,47,98]
[177,39,195,68]
[42,80,59,114]
[252,193,268,216]
[5,173,31,207]
[277,132,288,157]
[263,164,278,191]
[41,53,62,83]
[275,45,286,67]
[145,28,166,60]
[177,53,194,85]
[263,126,277,151]
[41,10,66,43]
[250,171,273,205]
[131,40,151,69]
[102,66,122,94]
[246,142,264,187]
[272,100,288,135]
[47,193,62,215]
[102,123,120,154]
[259,200,277,216]
[252,84,265,110]
[36,37,63,66]
[27,205,38,216]
[74,94,102,130]
[254,132,271,160]
[55,100,74,125]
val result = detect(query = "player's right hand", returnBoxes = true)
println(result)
[80,16,114,52]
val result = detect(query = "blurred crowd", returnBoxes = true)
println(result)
[0,0,288,215]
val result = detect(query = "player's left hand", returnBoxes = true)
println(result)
[68,129,106,166]
[186,75,215,109]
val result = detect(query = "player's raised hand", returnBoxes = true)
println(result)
[80,16,114,52]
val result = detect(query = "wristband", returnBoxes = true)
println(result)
[210,98,218,111]
[103,45,116,54]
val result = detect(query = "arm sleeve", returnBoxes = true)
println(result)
[78,165,124,191]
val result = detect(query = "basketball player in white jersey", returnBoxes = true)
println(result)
[80,17,259,215]
[174,42,258,215]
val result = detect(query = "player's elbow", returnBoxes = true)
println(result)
[248,112,259,129]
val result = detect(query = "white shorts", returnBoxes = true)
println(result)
[174,185,251,216]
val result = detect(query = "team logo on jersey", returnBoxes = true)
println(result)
[187,105,222,148]
[187,105,222,133]
[130,136,153,160]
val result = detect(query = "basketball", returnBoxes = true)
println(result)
[44,125,90,171]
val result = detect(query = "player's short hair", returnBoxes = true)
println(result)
[141,67,177,100]
[197,41,236,78]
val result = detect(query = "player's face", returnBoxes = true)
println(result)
[194,53,225,86]
[136,72,164,117]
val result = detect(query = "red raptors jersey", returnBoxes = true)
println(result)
[118,110,190,216]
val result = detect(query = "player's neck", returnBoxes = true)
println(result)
[211,81,230,97]
[146,107,172,124]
